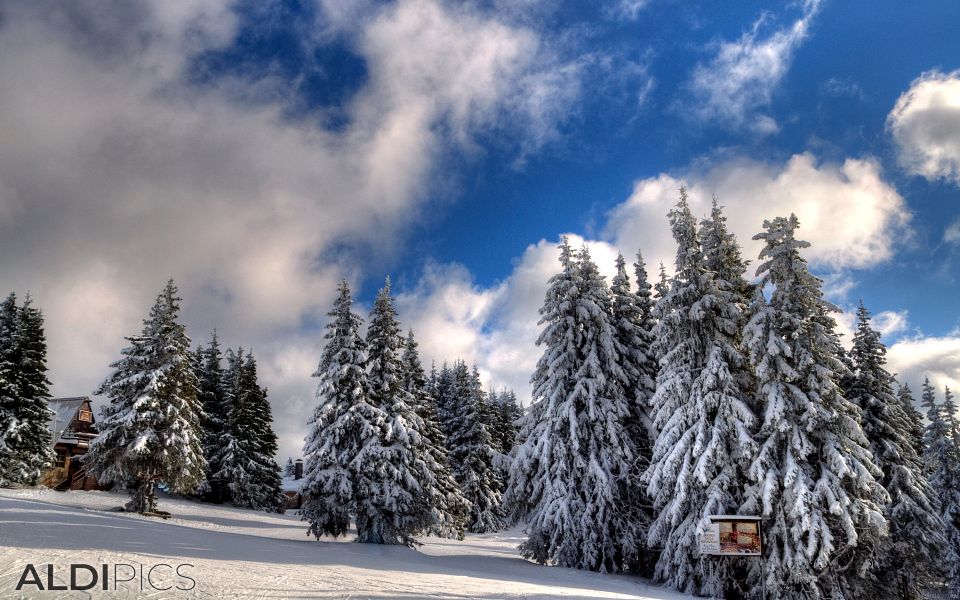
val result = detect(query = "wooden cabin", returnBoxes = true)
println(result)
[42,397,105,491]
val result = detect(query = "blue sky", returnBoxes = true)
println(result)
[1,0,958,458]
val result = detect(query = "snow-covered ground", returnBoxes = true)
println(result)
[0,488,690,599]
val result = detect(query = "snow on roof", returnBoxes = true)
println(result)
[47,397,89,444]
[707,515,762,521]
[281,476,306,493]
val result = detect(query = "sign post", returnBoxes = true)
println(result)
[699,515,764,600]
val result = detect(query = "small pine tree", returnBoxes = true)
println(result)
[447,360,505,533]
[401,329,469,539]
[195,331,229,500]
[284,457,295,478]
[0,294,54,486]
[846,303,944,598]
[921,380,960,598]
[85,280,205,513]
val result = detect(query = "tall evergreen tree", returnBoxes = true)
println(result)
[360,279,435,544]
[846,302,943,598]
[700,198,752,304]
[238,351,284,511]
[0,294,54,486]
[195,331,229,499]
[302,280,381,540]
[490,389,521,456]
[85,280,205,513]
[742,216,886,599]
[447,360,505,533]
[921,380,960,598]
[642,191,757,596]
[507,241,640,571]
[212,347,285,511]
[400,329,468,539]
[897,384,927,469]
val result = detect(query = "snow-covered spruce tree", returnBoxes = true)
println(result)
[491,389,521,456]
[654,262,670,301]
[507,240,641,571]
[0,294,16,484]
[846,302,943,598]
[642,191,757,596]
[741,216,887,599]
[434,362,457,438]
[195,331,229,500]
[85,280,205,514]
[612,253,656,452]
[284,457,295,478]
[445,360,505,533]
[211,349,247,505]
[700,198,753,305]
[921,380,960,599]
[302,279,381,540]
[361,279,435,544]
[213,348,285,512]
[0,294,54,487]
[610,252,657,570]
[897,384,927,470]
[401,329,468,539]
[241,352,284,511]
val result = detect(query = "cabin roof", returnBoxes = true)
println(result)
[47,397,91,445]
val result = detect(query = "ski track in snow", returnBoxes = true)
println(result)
[0,488,690,600]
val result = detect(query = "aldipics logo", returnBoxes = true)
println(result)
[15,563,196,592]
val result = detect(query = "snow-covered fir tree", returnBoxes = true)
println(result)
[897,384,927,469]
[284,457,295,478]
[846,302,943,598]
[611,253,656,454]
[507,240,641,571]
[610,252,657,569]
[489,389,521,456]
[212,347,285,512]
[742,216,886,599]
[85,280,205,513]
[642,192,757,596]
[358,279,436,544]
[921,379,960,598]
[0,293,54,487]
[400,329,468,539]
[195,331,229,500]
[302,280,381,539]
[446,360,505,533]
[654,262,670,301]
[700,198,752,304]
[433,361,457,439]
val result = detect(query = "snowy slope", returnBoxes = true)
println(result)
[0,488,691,599]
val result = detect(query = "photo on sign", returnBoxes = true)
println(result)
[718,520,761,556]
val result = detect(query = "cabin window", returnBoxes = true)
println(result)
[55,450,67,468]
[78,409,93,423]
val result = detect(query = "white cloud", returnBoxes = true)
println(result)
[606,152,910,274]
[887,69,960,185]
[608,0,652,21]
[872,310,910,338]
[887,335,960,404]
[945,217,960,245]
[683,0,822,132]
[0,0,580,460]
